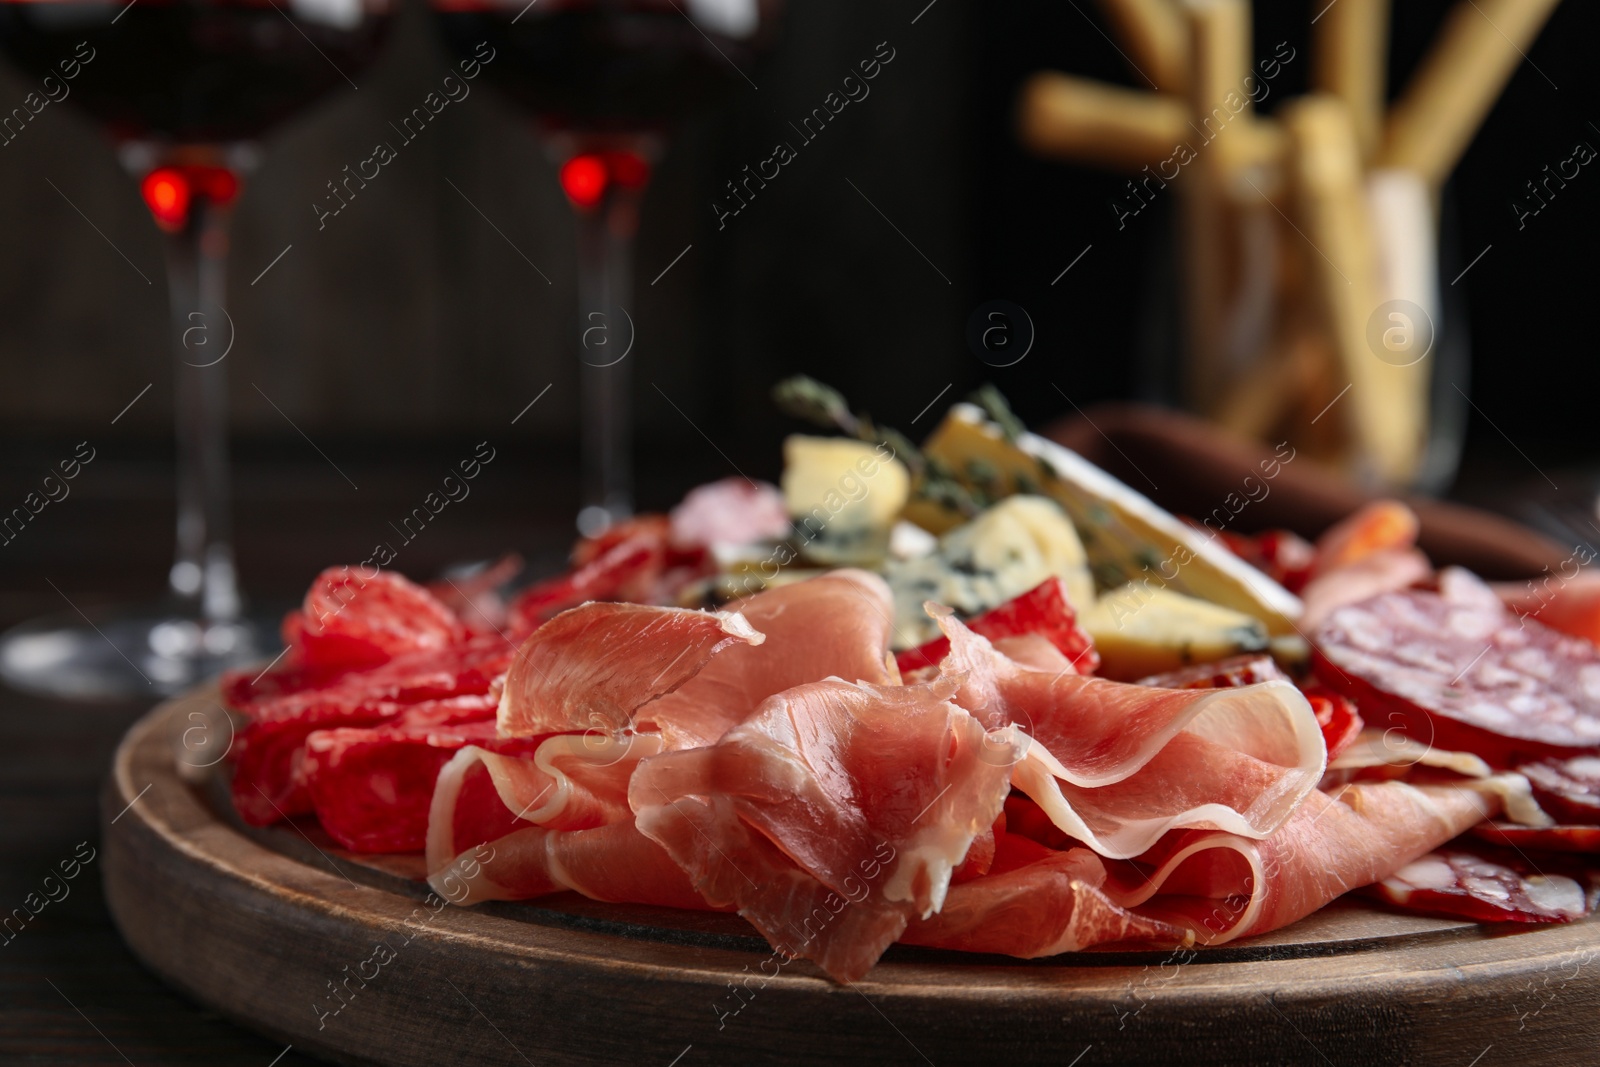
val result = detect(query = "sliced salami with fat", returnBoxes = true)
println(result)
[1518,755,1600,824]
[1365,848,1588,923]
[1470,821,1600,854]
[1313,571,1600,764]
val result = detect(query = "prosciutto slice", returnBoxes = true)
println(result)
[906,778,1505,958]
[631,678,1020,981]
[933,610,1325,857]
[423,733,703,907]
[902,833,1188,956]
[1122,779,1504,943]
[637,569,898,748]
[497,602,763,738]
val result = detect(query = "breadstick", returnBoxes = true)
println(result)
[1096,0,1188,94]
[1283,96,1427,487]
[1313,0,1390,161]
[1377,0,1562,188]
[1016,72,1187,171]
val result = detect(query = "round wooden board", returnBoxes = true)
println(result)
[105,689,1600,1066]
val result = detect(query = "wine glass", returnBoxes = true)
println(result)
[429,0,777,536]
[0,0,393,699]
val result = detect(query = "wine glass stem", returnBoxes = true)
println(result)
[573,194,640,533]
[163,196,240,623]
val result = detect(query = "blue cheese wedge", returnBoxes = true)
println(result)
[920,405,1302,636]
[884,495,1094,647]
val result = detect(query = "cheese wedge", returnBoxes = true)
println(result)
[1083,585,1270,680]
[920,405,1302,635]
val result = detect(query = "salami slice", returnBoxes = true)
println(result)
[1518,755,1600,824]
[1470,821,1600,854]
[1313,571,1600,765]
[1134,652,1289,689]
[1364,848,1588,923]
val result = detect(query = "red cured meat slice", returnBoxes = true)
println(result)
[497,602,763,738]
[632,678,1019,982]
[1305,689,1364,761]
[292,568,467,670]
[1517,755,1600,824]
[638,570,897,749]
[301,695,524,853]
[1313,574,1600,764]
[912,778,1503,958]
[1137,655,1361,760]
[425,555,523,636]
[902,835,1188,957]
[927,612,1324,858]
[1215,529,1316,595]
[424,746,713,911]
[230,693,499,827]
[232,635,517,722]
[1134,653,1289,690]
[1120,779,1501,944]
[1364,848,1588,922]
[1470,821,1600,853]
[894,578,1098,676]
[1299,547,1431,630]
[506,534,660,632]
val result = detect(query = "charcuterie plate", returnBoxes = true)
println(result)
[106,685,1600,1066]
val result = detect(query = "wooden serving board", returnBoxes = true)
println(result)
[104,688,1600,1066]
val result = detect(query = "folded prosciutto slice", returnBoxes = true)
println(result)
[497,602,763,738]
[905,778,1505,959]
[631,677,1021,982]
[423,732,709,908]
[637,569,898,748]
[932,610,1326,858]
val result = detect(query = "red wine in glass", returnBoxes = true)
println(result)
[0,0,394,699]
[431,0,777,536]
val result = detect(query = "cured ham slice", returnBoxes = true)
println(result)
[497,602,763,738]
[637,570,897,749]
[631,678,1020,981]
[1120,779,1503,944]
[424,741,706,910]
[1366,848,1588,922]
[1299,547,1432,630]
[1135,654,1362,759]
[909,779,1508,959]
[902,834,1188,957]
[931,610,1324,857]
[435,819,711,911]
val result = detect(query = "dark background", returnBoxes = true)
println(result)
[1,4,1598,1062]
[0,0,1596,611]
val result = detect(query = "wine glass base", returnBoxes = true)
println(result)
[0,606,283,702]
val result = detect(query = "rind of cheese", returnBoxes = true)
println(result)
[1083,584,1270,680]
[921,405,1302,635]
[884,495,1093,647]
